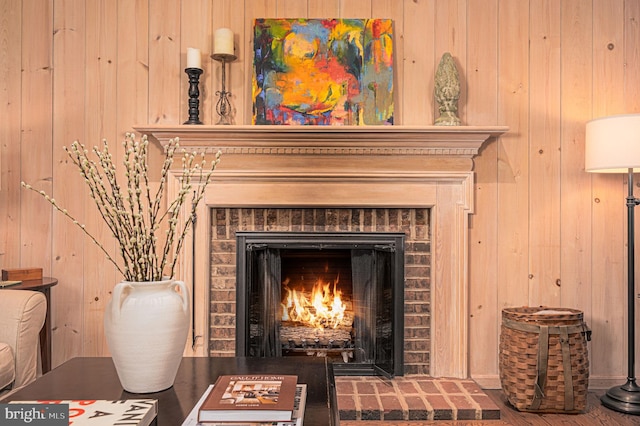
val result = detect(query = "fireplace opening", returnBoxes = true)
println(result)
[236,232,405,376]
[279,249,354,360]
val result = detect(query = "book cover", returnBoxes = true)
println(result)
[9,399,157,425]
[182,383,306,426]
[198,375,297,423]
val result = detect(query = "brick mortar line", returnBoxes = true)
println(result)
[355,377,385,422]
[389,379,412,421]
[456,380,484,420]
[396,378,437,421]
[432,379,461,420]
[433,379,485,420]
[372,376,404,422]
[419,386,436,421]
[373,383,385,421]
[352,380,363,421]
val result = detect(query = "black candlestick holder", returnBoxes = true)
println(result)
[211,53,237,125]
[184,67,203,125]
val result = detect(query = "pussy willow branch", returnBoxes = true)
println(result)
[22,133,221,282]
[167,151,221,276]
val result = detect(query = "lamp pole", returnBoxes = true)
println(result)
[585,113,640,414]
[600,169,640,413]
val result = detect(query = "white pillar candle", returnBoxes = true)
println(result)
[186,47,201,69]
[214,28,234,56]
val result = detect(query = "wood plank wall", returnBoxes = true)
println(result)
[1,0,639,388]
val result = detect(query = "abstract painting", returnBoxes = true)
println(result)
[252,18,394,125]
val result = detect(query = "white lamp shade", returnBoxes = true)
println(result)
[585,113,640,173]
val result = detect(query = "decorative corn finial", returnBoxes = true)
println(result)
[434,52,461,126]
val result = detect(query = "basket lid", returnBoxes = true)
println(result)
[502,306,583,323]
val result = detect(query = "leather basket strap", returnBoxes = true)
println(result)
[530,325,549,410]
[560,327,575,411]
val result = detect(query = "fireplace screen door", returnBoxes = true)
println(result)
[236,232,404,377]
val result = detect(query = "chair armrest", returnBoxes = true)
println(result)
[0,290,47,389]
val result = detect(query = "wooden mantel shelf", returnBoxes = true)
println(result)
[133,124,508,157]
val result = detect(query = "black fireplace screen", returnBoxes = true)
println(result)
[236,232,404,377]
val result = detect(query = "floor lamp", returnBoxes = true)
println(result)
[585,113,640,414]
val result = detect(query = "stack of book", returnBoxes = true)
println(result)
[182,374,306,426]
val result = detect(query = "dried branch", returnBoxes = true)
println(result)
[22,133,221,282]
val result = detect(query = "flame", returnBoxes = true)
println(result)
[281,275,346,329]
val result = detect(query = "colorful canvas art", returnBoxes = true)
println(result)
[252,18,394,125]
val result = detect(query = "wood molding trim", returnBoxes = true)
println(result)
[134,124,508,157]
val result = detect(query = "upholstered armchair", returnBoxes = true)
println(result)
[0,290,46,397]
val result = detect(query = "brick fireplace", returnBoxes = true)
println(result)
[221,213,418,375]
[137,124,507,379]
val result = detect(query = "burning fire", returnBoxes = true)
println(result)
[281,276,346,329]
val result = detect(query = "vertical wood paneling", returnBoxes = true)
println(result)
[402,0,435,124]
[277,0,307,18]
[51,0,86,365]
[466,0,499,127]
[339,0,371,18]
[181,0,213,125]
[118,0,149,137]
[82,0,118,357]
[496,0,530,309]
[118,0,149,132]
[308,0,339,18]
[212,0,244,125]
[149,0,181,123]
[19,0,53,273]
[467,0,499,385]
[626,1,640,112]
[591,0,626,380]
[0,0,22,270]
[117,0,150,224]
[117,0,149,132]
[528,0,561,306]
[559,0,593,380]
[433,0,466,123]
[110,0,150,359]
[6,0,640,384]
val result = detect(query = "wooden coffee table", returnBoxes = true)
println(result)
[1,357,339,425]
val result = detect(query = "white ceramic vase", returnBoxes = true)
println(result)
[104,278,190,393]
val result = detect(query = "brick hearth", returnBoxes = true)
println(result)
[336,376,501,421]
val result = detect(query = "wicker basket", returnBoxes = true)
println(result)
[499,306,591,413]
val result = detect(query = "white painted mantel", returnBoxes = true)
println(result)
[134,124,508,379]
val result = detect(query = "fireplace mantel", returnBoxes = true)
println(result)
[134,124,508,158]
[136,124,508,379]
